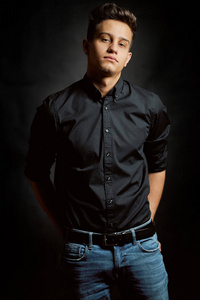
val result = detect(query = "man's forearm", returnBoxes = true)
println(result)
[148,170,166,220]
[29,177,63,236]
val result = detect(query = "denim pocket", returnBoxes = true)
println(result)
[137,233,160,253]
[63,242,88,262]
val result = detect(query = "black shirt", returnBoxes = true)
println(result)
[25,75,170,233]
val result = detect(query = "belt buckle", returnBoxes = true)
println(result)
[103,233,118,246]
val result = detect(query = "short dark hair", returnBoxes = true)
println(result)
[87,2,137,44]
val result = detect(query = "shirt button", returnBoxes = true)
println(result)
[107,176,111,181]
[105,129,109,133]
[106,152,111,157]
[108,199,113,204]
[105,106,108,110]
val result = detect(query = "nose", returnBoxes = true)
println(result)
[107,42,118,54]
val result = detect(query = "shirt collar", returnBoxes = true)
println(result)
[82,74,124,101]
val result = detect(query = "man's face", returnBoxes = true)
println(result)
[84,19,132,78]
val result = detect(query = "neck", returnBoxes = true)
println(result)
[87,71,121,98]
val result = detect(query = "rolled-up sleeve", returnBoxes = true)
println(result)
[144,95,170,173]
[25,99,57,181]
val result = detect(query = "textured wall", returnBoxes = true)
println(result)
[1,0,200,299]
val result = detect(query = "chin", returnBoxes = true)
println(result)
[98,66,114,76]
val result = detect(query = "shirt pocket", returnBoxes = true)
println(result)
[63,242,88,262]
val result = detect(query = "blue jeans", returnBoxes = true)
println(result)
[59,222,169,299]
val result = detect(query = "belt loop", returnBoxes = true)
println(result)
[88,232,93,250]
[130,229,136,245]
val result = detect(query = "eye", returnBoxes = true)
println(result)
[102,38,110,42]
[119,43,126,47]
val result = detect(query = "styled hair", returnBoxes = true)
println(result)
[87,2,137,44]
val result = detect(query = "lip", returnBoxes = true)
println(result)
[104,56,118,63]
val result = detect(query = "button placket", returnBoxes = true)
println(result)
[102,98,116,230]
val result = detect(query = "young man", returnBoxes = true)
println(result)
[25,3,170,299]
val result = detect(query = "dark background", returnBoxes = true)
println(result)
[1,0,200,299]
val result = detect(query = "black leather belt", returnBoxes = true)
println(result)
[65,221,155,247]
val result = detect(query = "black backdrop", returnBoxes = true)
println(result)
[1,0,200,299]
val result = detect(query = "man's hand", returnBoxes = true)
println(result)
[29,178,63,237]
[148,170,166,220]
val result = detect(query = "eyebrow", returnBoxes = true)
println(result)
[98,32,130,44]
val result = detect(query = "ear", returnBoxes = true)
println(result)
[83,39,89,55]
[124,52,132,67]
